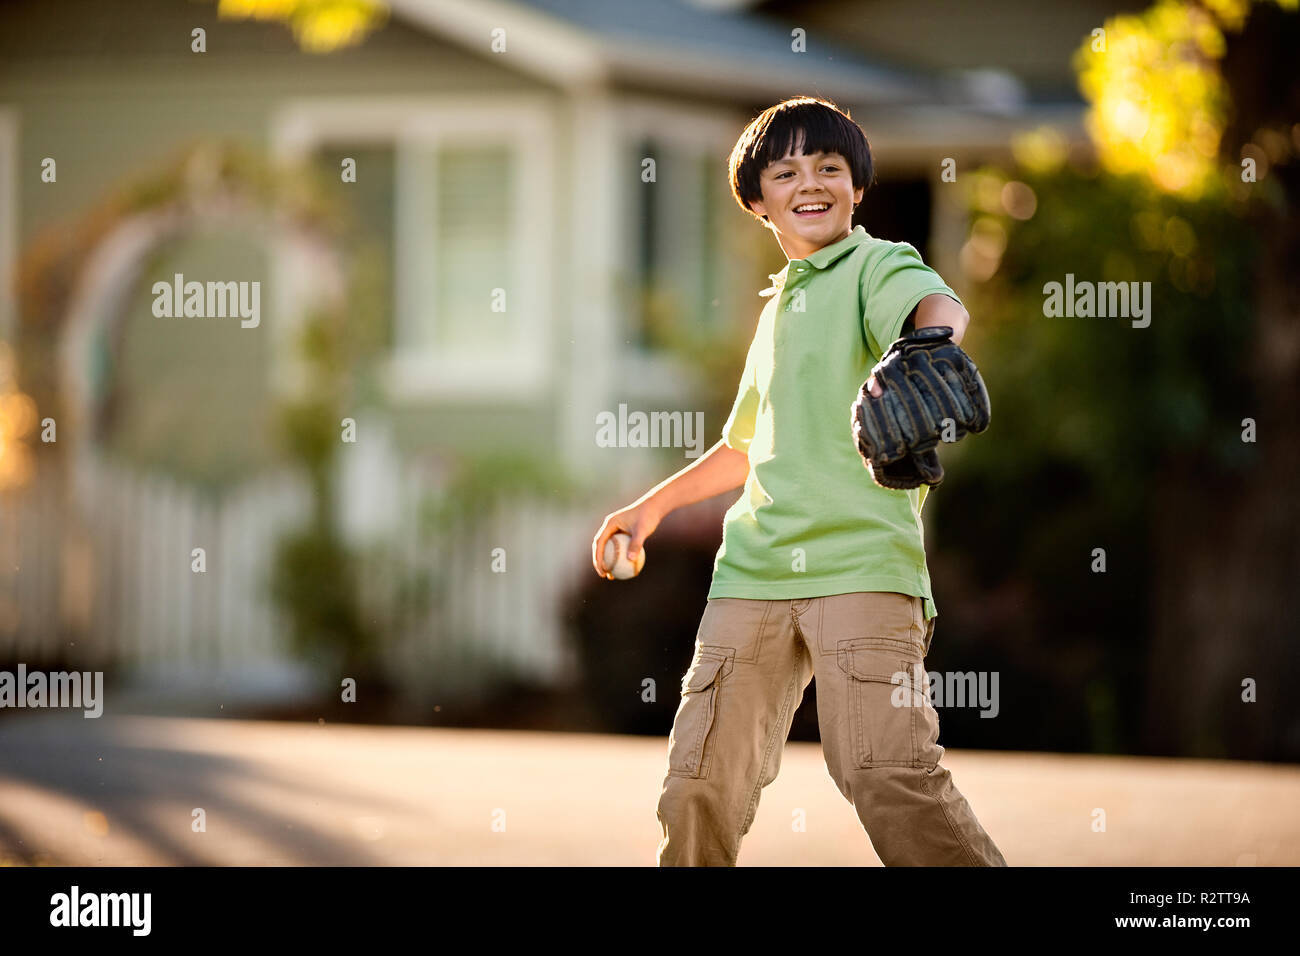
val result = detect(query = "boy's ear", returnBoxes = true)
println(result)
[748,196,768,220]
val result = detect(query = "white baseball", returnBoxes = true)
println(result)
[603,532,646,580]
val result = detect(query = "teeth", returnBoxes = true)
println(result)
[795,203,829,212]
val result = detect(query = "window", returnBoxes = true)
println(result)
[400,144,515,354]
[613,99,764,376]
[626,137,733,350]
[271,96,554,399]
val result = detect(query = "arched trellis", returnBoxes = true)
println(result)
[9,142,586,692]
[56,144,350,508]
[12,142,358,652]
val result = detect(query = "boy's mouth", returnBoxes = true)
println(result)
[792,201,832,219]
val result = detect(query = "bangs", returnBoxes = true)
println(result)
[750,104,863,175]
[728,96,874,220]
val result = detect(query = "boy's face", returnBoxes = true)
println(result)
[748,141,864,261]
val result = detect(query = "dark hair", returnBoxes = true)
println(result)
[728,95,875,223]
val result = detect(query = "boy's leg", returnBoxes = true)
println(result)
[656,597,813,866]
[799,591,1007,866]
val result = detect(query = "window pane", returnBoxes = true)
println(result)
[658,143,706,332]
[434,146,513,351]
[624,138,733,351]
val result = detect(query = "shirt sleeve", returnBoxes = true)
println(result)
[862,242,962,357]
[721,353,758,454]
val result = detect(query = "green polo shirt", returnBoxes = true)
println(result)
[708,225,962,619]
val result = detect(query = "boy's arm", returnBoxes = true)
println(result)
[592,439,749,575]
[871,293,971,397]
[903,292,970,344]
[642,439,749,518]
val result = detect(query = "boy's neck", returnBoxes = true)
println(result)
[778,223,854,262]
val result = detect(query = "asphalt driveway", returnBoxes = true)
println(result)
[0,712,1295,865]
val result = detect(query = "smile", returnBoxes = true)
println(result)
[793,202,831,218]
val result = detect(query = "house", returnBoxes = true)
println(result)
[0,0,1097,704]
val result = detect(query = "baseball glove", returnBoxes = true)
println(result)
[850,325,990,490]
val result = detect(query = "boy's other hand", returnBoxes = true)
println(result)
[866,373,883,397]
[592,501,663,579]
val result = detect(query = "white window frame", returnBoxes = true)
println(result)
[611,97,744,395]
[270,95,555,401]
[0,108,17,342]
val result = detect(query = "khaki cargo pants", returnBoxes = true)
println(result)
[656,591,1007,866]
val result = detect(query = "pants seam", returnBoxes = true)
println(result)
[918,768,982,866]
[749,600,775,663]
[736,623,800,858]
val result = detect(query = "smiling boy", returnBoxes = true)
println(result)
[592,96,1007,866]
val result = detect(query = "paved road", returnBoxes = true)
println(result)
[0,712,1295,865]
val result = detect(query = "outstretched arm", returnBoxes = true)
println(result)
[905,292,970,344]
[591,439,749,578]
[872,293,971,397]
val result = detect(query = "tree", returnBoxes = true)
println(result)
[943,0,1300,759]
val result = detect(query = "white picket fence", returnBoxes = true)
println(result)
[0,458,591,700]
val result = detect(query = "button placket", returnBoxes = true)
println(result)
[781,262,810,312]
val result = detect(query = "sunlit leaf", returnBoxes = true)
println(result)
[216,0,389,53]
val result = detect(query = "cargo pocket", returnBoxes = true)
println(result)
[666,648,735,779]
[836,637,937,770]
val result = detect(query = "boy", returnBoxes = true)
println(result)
[591,96,1007,867]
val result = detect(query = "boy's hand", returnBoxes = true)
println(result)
[851,325,990,490]
[592,501,663,579]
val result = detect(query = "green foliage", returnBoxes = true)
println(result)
[930,0,1300,757]
[276,397,337,480]
[268,229,388,678]
[933,162,1261,753]
[269,524,369,672]
[422,450,586,532]
[953,167,1259,511]
[214,0,390,54]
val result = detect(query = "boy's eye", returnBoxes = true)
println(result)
[776,165,839,178]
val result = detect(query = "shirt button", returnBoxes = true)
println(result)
[796,266,806,272]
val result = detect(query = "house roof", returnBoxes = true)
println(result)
[385,0,935,102]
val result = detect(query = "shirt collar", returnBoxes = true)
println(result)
[758,226,869,296]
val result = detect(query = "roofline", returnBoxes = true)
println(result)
[385,0,609,88]
[385,0,930,100]
[599,36,930,103]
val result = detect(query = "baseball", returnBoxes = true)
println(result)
[603,532,646,580]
